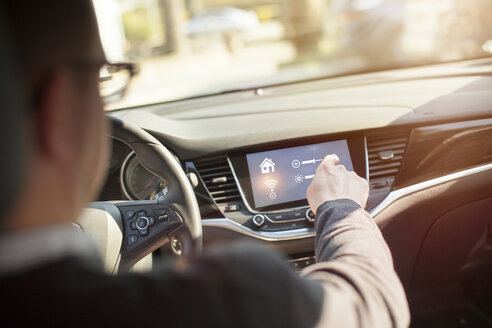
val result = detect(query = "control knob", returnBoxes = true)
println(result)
[252,214,265,227]
[305,209,315,223]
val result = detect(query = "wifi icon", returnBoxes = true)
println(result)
[265,180,278,200]
[265,180,278,191]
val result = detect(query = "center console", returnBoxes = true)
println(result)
[226,133,367,233]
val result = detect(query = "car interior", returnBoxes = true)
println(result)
[95,59,492,326]
[3,0,492,327]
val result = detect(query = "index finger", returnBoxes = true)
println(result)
[317,154,339,172]
[323,154,339,166]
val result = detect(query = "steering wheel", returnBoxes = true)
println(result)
[91,116,202,271]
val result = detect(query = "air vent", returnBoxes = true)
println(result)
[366,128,411,183]
[194,155,241,204]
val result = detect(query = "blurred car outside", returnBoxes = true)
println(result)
[322,0,405,67]
[323,0,492,68]
[186,6,261,53]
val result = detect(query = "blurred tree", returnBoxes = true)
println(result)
[283,0,326,56]
[157,0,189,54]
[187,0,204,16]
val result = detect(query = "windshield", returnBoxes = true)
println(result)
[92,0,492,110]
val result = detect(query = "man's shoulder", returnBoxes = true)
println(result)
[0,255,107,289]
[0,245,324,327]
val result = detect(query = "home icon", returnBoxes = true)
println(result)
[260,158,275,174]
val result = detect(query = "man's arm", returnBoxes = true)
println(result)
[303,155,410,328]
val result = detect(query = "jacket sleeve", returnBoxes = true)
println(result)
[302,199,410,328]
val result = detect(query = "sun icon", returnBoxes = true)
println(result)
[294,174,304,184]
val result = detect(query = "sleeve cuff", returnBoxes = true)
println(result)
[315,199,362,230]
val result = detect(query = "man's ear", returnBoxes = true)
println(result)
[35,69,74,162]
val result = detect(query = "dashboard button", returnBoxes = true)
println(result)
[261,221,306,231]
[252,214,265,227]
[269,212,287,221]
[288,221,303,229]
[225,204,241,212]
[371,180,388,189]
[259,223,275,231]
[306,209,315,223]
[289,211,304,220]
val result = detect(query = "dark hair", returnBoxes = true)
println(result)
[0,5,24,215]
[1,0,100,97]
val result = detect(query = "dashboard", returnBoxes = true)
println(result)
[102,59,492,322]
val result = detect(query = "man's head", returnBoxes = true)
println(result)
[2,0,109,230]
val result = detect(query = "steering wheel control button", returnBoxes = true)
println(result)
[155,209,169,222]
[127,234,138,246]
[252,214,265,227]
[171,238,182,256]
[305,209,316,223]
[126,210,136,220]
[148,216,156,226]
[137,211,146,218]
[155,209,167,216]
[130,220,137,230]
[137,217,149,229]
[138,228,149,237]
[168,212,182,225]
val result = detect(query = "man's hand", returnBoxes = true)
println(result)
[306,155,369,213]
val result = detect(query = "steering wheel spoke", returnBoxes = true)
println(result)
[102,116,202,271]
[117,200,182,252]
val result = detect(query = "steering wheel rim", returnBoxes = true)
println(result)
[109,116,202,267]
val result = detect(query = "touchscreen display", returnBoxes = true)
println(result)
[246,140,353,208]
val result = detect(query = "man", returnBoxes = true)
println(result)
[0,0,409,327]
